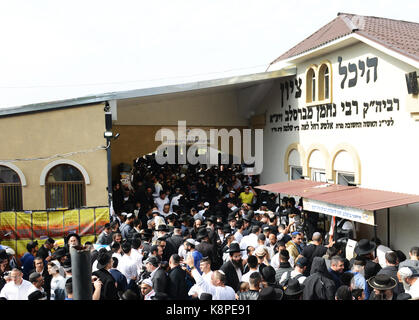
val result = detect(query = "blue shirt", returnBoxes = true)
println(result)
[348,271,370,300]
[109,268,128,293]
[192,250,203,274]
[20,252,35,280]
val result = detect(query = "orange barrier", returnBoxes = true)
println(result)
[0,207,109,257]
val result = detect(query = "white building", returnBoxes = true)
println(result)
[255,13,419,254]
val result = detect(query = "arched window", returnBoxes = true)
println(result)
[0,166,23,211]
[318,62,332,102]
[306,67,316,103]
[45,164,86,209]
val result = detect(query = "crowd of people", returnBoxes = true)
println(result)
[0,154,418,300]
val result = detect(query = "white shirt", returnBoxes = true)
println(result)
[178,244,188,261]
[190,268,235,300]
[241,269,259,284]
[376,245,392,269]
[130,248,143,275]
[188,271,213,298]
[408,278,419,299]
[144,289,156,300]
[279,269,307,284]
[119,253,137,281]
[235,266,243,282]
[240,233,259,259]
[152,183,162,198]
[27,284,45,297]
[0,279,33,300]
[155,197,170,212]
[170,194,182,211]
[271,252,295,270]
[50,275,65,300]
[234,231,243,244]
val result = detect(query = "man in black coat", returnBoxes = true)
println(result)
[167,226,184,252]
[302,257,336,300]
[36,238,55,263]
[196,228,222,269]
[144,256,168,294]
[167,254,188,300]
[92,251,119,300]
[220,243,245,292]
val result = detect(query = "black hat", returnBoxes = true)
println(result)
[0,249,8,262]
[118,289,140,300]
[354,239,376,256]
[397,293,412,300]
[227,213,236,221]
[243,214,252,222]
[367,274,397,291]
[222,224,232,234]
[96,251,112,269]
[167,213,177,221]
[215,222,223,230]
[196,228,209,241]
[207,216,216,223]
[284,278,305,296]
[65,233,81,245]
[199,293,213,300]
[226,243,245,253]
[140,229,153,238]
[257,286,283,300]
[45,237,55,245]
[52,248,66,260]
[156,224,169,232]
[26,240,38,252]
[144,255,160,267]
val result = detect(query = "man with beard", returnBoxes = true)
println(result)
[397,267,419,299]
[220,243,245,292]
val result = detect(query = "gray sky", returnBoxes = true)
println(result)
[0,0,418,108]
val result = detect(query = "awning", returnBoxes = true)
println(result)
[256,179,419,226]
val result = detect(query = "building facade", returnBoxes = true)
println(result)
[257,13,419,253]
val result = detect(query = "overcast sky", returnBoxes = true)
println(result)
[0,0,418,109]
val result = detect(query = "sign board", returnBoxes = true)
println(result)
[345,239,357,261]
[303,198,375,226]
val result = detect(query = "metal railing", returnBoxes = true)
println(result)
[0,183,23,211]
[46,181,85,209]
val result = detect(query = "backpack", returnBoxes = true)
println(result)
[279,270,304,289]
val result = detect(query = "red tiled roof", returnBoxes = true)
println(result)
[270,13,419,65]
[255,179,419,212]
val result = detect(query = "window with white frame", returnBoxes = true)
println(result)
[337,172,356,186]
[311,169,327,182]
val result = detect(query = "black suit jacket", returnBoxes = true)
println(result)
[167,266,188,300]
[220,260,241,292]
[152,268,168,294]
[93,269,118,300]
[168,235,184,251]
